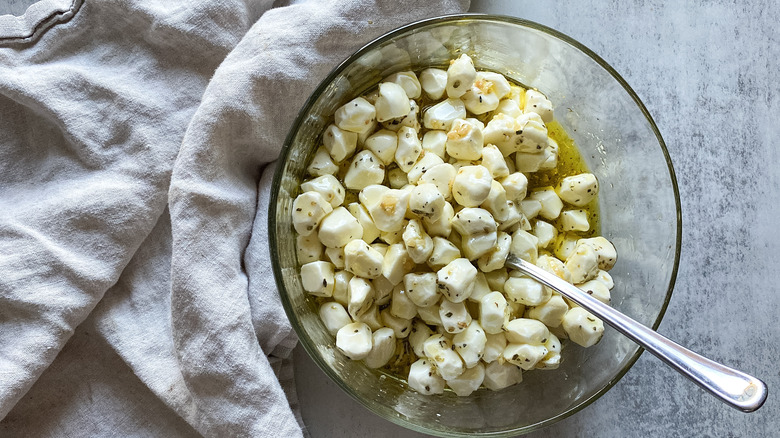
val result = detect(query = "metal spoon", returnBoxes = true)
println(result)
[505,254,768,412]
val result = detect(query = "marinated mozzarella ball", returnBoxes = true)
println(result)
[446,54,477,98]
[452,165,492,207]
[446,118,484,160]
[336,322,373,360]
[294,55,620,397]
[423,98,466,131]
[375,82,411,122]
[344,150,384,190]
[419,67,448,100]
[384,71,422,100]
[335,97,376,133]
[408,358,445,395]
[322,124,357,163]
[557,173,599,206]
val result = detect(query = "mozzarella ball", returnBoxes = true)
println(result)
[560,209,590,232]
[404,272,440,308]
[375,82,411,122]
[296,233,323,264]
[292,191,333,236]
[483,360,523,391]
[524,89,554,123]
[452,320,487,368]
[402,219,434,264]
[364,327,397,369]
[300,261,335,297]
[446,118,484,160]
[446,362,485,397]
[525,294,568,328]
[439,298,472,334]
[408,358,446,395]
[557,173,599,207]
[578,236,618,271]
[335,97,377,133]
[452,165,492,207]
[381,243,414,285]
[336,322,373,360]
[318,207,363,248]
[408,183,446,221]
[363,129,398,165]
[322,124,358,163]
[423,98,466,131]
[480,291,509,334]
[307,146,339,177]
[446,54,477,98]
[562,307,604,348]
[437,258,478,303]
[419,67,448,100]
[319,301,352,335]
[422,129,448,159]
[423,334,465,380]
[343,239,384,279]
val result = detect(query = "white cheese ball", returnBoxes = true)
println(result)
[446,118,484,160]
[446,362,485,397]
[451,207,496,237]
[395,126,422,173]
[344,150,385,190]
[446,54,477,98]
[422,129,448,159]
[301,174,345,208]
[416,300,443,326]
[407,152,444,185]
[482,331,507,364]
[528,187,564,220]
[402,219,434,264]
[375,82,411,122]
[408,183,446,221]
[481,144,510,179]
[557,173,599,207]
[332,270,352,306]
[510,229,539,264]
[382,99,420,132]
[560,209,590,232]
[562,307,604,347]
[361,185,410,232]
[324,241,344,269]
[514,112,549,154]
[336,322,373,360]
[390,283,418,320]
[381,243,414,285]
[380,308,412,339]
[408,358,446,395]
[292,191,333,236]
[300,261,335,297]
[524,89,554,123]
[578,236,618,271]
[363,129,398,165]
[363,327,397,369]
[493,98,523,118]
[503,343,548,370]
[404,272,440,308]
[439,298,472,334]
[427,236,461,269]
[437,258,478,303]
[322,124,358,163]
[480,291,509,334]
[346,202,380,244]
[525,294,568,328]
[318,207,363,248]
[335,97,377,133]
[319,301,352,336]
[462,78,500,114]
[477,231,511,272]
[307,146,339,177]
[532,220,557,249]
[483,360,523,391]
[452,320,487,368]
[423,334,465,380]
[384,71,422,100]
[347,276,375,319]
[296,233,323,265]
[504,277,547,306]
[577,279,611,305]
[343,239,384,279]
[452,165,492,207]
[500,172,528,202]
[467,271,492,303]
[423,98,466,131]
[419,163,456,201]
[504,318,550,345]
[566,241,600,284]
[419,67,448,100]
[409,319,435,357]
[372,276,393,307]
[422,200,454,238]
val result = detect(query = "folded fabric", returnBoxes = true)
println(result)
[0,0,469,436]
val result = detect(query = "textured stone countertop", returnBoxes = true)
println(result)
[294,1,779,436]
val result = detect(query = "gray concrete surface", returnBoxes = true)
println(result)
[294,1,779,436]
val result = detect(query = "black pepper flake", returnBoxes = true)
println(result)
[322,279,327,287]
[445,312,453,318]
[425,385,431,391]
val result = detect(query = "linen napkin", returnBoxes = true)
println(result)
[0,0,469,436]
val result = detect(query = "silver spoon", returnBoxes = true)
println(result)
[505,254,768,412]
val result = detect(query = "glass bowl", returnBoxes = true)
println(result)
[269,14,681,437]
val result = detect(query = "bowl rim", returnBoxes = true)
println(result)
[269,12,682,437]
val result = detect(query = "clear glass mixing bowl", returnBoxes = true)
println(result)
[269,14,681,437]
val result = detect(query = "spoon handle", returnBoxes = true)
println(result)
[505,255,767,412]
